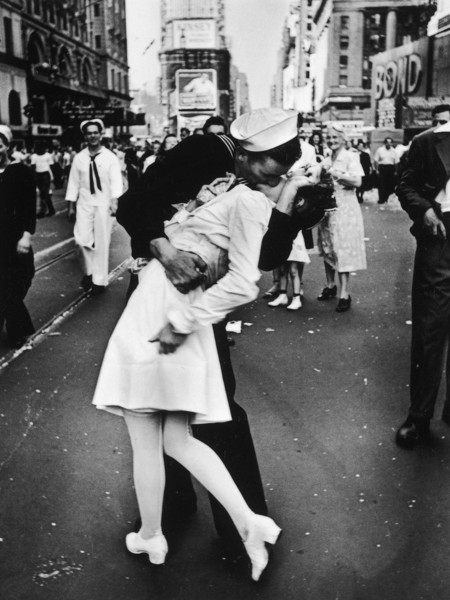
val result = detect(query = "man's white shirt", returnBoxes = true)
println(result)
[66,146,123,207]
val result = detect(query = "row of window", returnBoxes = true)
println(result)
[338,11,387,89]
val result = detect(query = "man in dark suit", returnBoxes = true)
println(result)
[396,107,450,448]
[117,109,314,551]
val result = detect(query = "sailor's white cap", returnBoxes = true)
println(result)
[230,108,298,152]
[80,119,105,133]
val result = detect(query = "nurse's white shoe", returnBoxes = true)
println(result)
[242,515,282,581]
[126,531,168,565]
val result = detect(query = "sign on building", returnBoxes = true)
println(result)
[176,69,217,111]
[372,39,429,101]
[173,19,216,49]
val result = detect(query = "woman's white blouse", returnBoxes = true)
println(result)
[165,184,273,334]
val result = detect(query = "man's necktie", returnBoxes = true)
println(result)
[89,153,102,194]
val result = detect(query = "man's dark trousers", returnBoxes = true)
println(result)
[377,164,396,204]
[409,233,450,421]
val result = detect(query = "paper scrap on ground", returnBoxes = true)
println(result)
[226,320,242,334]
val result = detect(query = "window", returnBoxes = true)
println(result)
[111,69,115,89]
[9,90,21,126]
[340,15,349,30]
[340,35,349,50]
[33,0,41,15]
[95,35,101,49]
[4,17,13,55]
[94,3,100,17]
[339,55,348,86]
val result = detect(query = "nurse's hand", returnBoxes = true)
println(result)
[152,323,187,354]
[150,238,207,294]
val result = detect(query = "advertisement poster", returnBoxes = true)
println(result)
[173,19,216,49]
[176,69,217,111]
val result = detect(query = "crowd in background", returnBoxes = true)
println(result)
[1,112,418,352]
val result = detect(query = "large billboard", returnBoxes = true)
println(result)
[173,19,216,49]
[371,38,429,102]
[176,69,217,111]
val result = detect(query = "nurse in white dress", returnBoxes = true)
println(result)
[92,109,309,581]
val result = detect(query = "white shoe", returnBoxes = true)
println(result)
[287,296,302,310]
[268,293,288,307]
[242,515,282,582]
[125,531,168,565]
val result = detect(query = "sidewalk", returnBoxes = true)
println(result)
[1,195,450,600]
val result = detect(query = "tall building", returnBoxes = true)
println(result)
[159,0,231,133]
[428,0,450,96]
[271,1,316,119]
[0,0,132,146]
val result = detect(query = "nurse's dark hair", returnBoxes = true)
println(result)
[244,136,301,167]
[0,133,10,146]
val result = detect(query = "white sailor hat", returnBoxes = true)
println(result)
[230,108,298,152]
[0,125,12,144]
[80,119,105,134]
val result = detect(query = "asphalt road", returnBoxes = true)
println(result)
[1,191,450,600]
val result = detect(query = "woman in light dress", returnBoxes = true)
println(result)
[317,124,367,312]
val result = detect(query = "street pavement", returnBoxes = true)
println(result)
[1,191,450,600]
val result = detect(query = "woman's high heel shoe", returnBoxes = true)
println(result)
[242,515,282,581]
[125,531,168,565]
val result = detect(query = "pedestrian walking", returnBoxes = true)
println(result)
[356,140,373,204]
[124,138,140,189]
[395,114,450,448]
[179,127,191,140]
[30,142,55,218]
[66,119,123,295]
[94,108,310,580]
[317,124,367,312]
[203,115,227,135]
[0,125,37,348]
[309,132,324,160]
[373,137,398,204]
[50,138,64,189]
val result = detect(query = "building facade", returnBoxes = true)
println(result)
[0,0,131,146]
[311,0,436,127]
[159,0,232,133]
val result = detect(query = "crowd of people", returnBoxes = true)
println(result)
[2,102,450,582]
